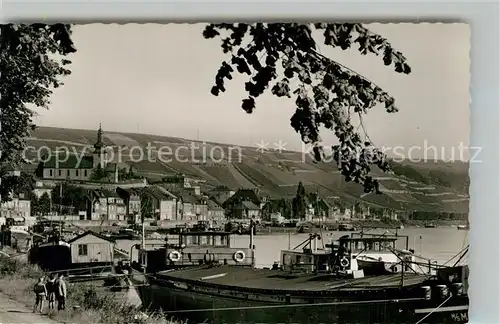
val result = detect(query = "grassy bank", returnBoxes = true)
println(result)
[0,255,179,324]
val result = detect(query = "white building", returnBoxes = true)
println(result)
[0,193,31,218]
[142,185,179,221]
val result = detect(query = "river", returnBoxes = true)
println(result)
[116,226,469,267]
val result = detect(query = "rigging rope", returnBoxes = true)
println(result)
[442,245,469,267]
[414,295,452,324]
[163,297,425,314]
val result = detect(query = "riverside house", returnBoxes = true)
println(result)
[116,187,142,222]
[169,189,208,222]
[141,185,178,221]
[222,189,262,221]
[87,189,126,221]
[229,201,261,221]
[207,200,225,222]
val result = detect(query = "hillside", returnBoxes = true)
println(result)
[25,126,470,214]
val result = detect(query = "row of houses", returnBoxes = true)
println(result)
[84,185,258,222]
[1,180,398,223]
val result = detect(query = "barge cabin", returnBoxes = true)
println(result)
[133,229,253,274]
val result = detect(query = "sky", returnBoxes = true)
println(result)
[34,23,471,160]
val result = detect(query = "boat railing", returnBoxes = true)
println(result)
[45,264,114,279]
[143,242,166,248]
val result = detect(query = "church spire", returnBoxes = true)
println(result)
[94,123,104,153]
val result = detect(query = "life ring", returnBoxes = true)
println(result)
[168,250,181,262]
[233,251,245,263]
[340,257,349,268]
[391,264,402,273]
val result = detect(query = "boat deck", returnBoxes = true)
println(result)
[156,265,428,292]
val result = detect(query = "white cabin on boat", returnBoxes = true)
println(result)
[338,235,418,274]
[279,233,418,277]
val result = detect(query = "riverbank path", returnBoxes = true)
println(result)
[0,292,59,323]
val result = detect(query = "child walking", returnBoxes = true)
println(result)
[45,273,57,311]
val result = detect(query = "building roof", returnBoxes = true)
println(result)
[210,185,231,192]
[41,153,94,169]
[67,230,115,244]
[168,188,205,205]
[143,185,176,201]
[11,192,29,200]
[182,193,203,204]
[222,188,261,208]
[103,162,129,173]
[241,201,260,210]
[207,199,223,210]
[116,187,142,197]
[93,189,120,199]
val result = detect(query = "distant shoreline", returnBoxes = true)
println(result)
[256,219,468,235]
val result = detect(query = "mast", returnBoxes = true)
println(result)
[141,211,145,249]
[249,217,255,267]
[59,183,63,234]
[59,182,63,215]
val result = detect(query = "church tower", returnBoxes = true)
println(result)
[93,123,107,169]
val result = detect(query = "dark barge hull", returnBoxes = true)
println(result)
[131,266,468,324]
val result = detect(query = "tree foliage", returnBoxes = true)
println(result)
[292,181,307,219]
[51,184,87,213]
[0,172,35,202]
[90,166,107,181]
[262,198,293,219]
[140,193,154,219]
[34,192,51,216]
[0,24,76,197]
[204,23,411,193]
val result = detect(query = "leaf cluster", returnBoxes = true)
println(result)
[0,24,76,195]
[203,23,411,193]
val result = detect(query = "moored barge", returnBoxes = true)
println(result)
[129,224,469,324]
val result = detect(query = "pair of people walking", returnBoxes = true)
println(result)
[33,273,67,313]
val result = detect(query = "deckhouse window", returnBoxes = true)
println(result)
[78,244,88,256]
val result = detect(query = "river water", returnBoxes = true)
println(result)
[116,226,469,268]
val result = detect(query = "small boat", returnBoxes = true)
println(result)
[129,226,469,324]
[338,223,356,231]
[106,229,141,240]
[424,224,437,228]
[296,224,313,233]
[457,224,469,230]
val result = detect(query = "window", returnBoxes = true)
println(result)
[76,170,79,176]
[58,170,62,176]
[84,170,88,177]
[49,169,53,176]
[66,170,70,177]
[78,244,88,256]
